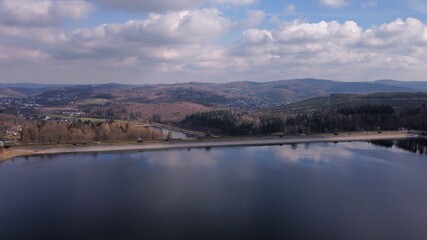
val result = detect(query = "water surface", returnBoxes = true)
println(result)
[149,126,194,140]
[1,140,427,240]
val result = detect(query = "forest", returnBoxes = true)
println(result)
[181,104,427,136]
[1,117,162,145]
[20,121,163,145]
[2,102,427,146]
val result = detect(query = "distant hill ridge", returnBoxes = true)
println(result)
[1,79,427,108]
[268,92,427,113]
[0,88,26,98]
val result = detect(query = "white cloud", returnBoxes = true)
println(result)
[90,0,258,12]
[362,18,427,49]
[319,0,348,8]
[0,8,230,72]
[1,8,427,83]
[242,29,273,44]
[230,18,427,81]
[90,0,204,12]
[285,4,296,13]
[273,20,362,45]
[211,0,259,6]
[0,44,48,62]
[242,9,265,28]
[0,0,93,27]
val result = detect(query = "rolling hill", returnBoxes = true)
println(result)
[0,88,27,98]
[267,92,427,114]
[375,80,427,92]
[96,78,424,108]
[2,79,427,109]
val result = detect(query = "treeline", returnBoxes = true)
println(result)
[338,105,395,115]
[181,110,240,134]
[370,139,427,155]
[0,114,24,141]
[181,105,427,136]
[20,120,162,145]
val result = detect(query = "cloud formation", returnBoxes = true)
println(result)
[230,17,427,80]
[242,9,265,28]
[285,4,296,13]
[90,0,258,12]
[319,0,348,8]
[8,8,229,70]
[0,1,426,83]
[90,0,204,12]
[211,0,259,7]
[0,0,93,27]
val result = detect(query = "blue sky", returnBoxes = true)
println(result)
[0,0,427,84]
[84,1,426,30]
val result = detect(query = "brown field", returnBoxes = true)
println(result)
[112,102,212,122]
[0,88,26,98]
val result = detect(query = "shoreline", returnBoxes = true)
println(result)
[0,131,419,163]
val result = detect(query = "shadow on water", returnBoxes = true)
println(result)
[369,138,427,155]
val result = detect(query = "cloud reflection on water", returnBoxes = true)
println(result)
[141,148,223,168]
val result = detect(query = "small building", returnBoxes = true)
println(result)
[0,141,4,148]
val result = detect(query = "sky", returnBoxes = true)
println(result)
[0,0,426,84]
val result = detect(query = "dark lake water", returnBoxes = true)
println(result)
[1,140,427,240]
